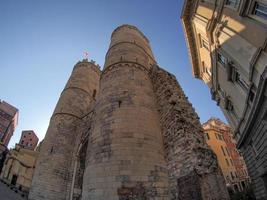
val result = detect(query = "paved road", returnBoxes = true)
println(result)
[0,182,26,200]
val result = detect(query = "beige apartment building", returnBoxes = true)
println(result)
[0,144,39,193]
[181,0,267,199]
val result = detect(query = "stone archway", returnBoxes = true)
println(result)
[71,140,88,200]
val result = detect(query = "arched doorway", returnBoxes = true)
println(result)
[71,140,88,200]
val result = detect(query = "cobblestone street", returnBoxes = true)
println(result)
[0,182,26,200]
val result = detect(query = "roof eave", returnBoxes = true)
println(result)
[181,0,200,79]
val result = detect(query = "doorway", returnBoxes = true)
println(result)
[11,174,18,185]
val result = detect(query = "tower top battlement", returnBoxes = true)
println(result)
[74,59,101,74]
[105,24,155,69]
[111,24,150,44]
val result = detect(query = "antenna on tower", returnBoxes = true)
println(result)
[83,51,89,60]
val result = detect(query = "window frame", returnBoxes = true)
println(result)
[221,146,226,156]
[253,1,267,20]
[201,37,210,51]
[250,141,259,158]
[217,52,227,67]
[206,67,212,76]
[204,132,210,140]
[225,0,241,10]
[226,158,230,166]
[230,159,234,166]
[227,64,250,92]
[218,134,223,140]
[225,97,234,111]
[226,148,230,156]
[235,70,250,91]
[241,0,267,26]
[200,0,216,4]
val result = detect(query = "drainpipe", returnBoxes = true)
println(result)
[69,155,78,200]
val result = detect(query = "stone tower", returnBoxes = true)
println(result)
[81,25,170,199]
[29,60,100,200]
[29,25,229,200]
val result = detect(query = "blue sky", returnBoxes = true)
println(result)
[0,0,226,148]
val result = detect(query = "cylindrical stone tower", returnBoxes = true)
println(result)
[29,60,100,200]
[81,25,170,200]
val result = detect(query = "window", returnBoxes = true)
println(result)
[201,0,215,4]
[204,132,210,140]
[225,98,234,111]
[226,158,230,166]
[225,0,240,8]
[218,52,227,66]
[230,159,234,166]
[226,148,230,156]
[202,62,212,77]
[263,109,267,121]
[253,1,267,20]
[230,172,235,179]
[262,173,267,192]
[218,134,223,140]
[227,63,249,91]
[235,70,249,91]
[218,84,226,98]
[206,67,212,76]
[221,146,226,156]
[249,88,255,102]
[21,140,24,144]
[251,142,259,157]
[201,37,210,51]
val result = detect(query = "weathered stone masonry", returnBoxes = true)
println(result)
[29,61,100,200]
[150,65,229,199]
[29,25,229,200]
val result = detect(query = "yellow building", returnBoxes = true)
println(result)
[203,118,250,193]
[0,144,39,193]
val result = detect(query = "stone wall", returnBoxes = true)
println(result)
[150,65,230,200]
[241,84,267,200]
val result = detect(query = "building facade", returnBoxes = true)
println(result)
[202,118,250,193]
[19,130,39,150]
[0,100,18,147]
[0,144,39,193]
[29,25,229,200]
[0,143,8,173]
[181,0,267,199]
[0,100,18,174]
